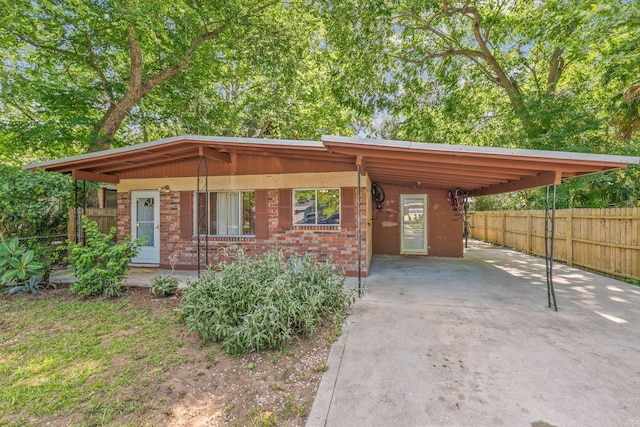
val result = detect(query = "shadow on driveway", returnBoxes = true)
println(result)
[308,240,640,427]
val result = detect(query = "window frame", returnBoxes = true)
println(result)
[292,188,341,227]
[193,190,256,237]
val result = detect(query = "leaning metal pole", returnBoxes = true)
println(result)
[82,180,87,246]
[73,179,87,244]
[74,180,79,243]
[357,165,362,297]
[544,185,558,311]
[196,155,209,277]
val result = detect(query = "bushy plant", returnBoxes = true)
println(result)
[0,165,73,239]
[8,277,54,295]
[180,249,354,355]
[0,237,45,293]
[65,217,142,298]
[150,254,179,297]
[150,275,179,297]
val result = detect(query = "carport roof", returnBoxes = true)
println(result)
[323,136,639,196]
[24,134,638,196]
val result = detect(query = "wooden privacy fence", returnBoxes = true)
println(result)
[67,208,117,240]
[469,208,640,281]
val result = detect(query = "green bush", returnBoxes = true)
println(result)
[180,249,354,355]
[0,164,73,239]
[65,217,142,298]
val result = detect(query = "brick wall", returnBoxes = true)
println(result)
[117,188,368,276]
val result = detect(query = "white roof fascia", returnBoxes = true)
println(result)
[322,135,640,165]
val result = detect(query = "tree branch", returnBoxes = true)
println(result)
[7,101,38,123]
[126,25,143,95]
[84,39,115,104]
[546,47,565,95]
[392,48,486,65]
[16,32,116,104]
[141,27,224,95]
[441,1,524,107]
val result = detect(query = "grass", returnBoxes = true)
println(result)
[0,297,184,426]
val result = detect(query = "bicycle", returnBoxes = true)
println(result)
[447,188,468,214]
[448,188,473,247]
[372,182,385,211]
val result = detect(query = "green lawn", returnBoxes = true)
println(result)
[0,295,185,426]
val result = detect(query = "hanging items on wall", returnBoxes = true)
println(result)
[372,182,385,210]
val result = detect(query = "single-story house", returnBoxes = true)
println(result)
[24,135,638,276]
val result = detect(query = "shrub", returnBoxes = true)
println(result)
[0,164,73,239]
[65,217,142,298]
[150,254,179,297]
[0,237,46,293]
[150,275,179,297]
[180,249,354,355]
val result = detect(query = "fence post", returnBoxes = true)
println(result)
[566,208,573,266]
[526,210,532,253]
[483,214,488,241]
[502,211,507,246]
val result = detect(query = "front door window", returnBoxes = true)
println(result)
[136,197,155,246]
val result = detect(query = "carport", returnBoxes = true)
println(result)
[322,136,639,310]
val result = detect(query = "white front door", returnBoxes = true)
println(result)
[400,194,428,254]
[131,191,160,264]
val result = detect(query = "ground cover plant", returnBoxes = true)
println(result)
[0,237,45,294]
[180,248,354,355]
[0,285,341,426]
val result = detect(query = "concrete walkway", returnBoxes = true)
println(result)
[50,267,199,288]
[307,241,640,427]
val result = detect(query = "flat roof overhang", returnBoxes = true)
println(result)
[23,134,639,195]
[322,136,639,196]
[23,135,354,184]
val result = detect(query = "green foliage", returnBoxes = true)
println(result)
[65,217,142,298]
[7,277,52,295]
[0,164,72,238]
[0,237,45,292]
[180,249,354,355]
[0,0,358,160]
[150,275,179,297]
[317,0,640,155]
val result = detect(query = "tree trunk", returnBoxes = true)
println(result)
[89,94,141,151]
[87,23,223,152]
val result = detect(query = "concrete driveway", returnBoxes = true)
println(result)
[307,241,640,427]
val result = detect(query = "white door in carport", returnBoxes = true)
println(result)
[400,194,428,254]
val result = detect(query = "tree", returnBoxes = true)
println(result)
[0,1,358,163]
[315,0,639,151]
[315,0,639,207]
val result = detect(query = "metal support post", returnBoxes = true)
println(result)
[196,156,209,277]
[73,179,87,244]
[82,180,87,246]
[544,185,558,311]
[357,165,362,297]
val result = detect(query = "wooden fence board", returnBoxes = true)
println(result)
[469,207,640,281]
[68,208,117,241]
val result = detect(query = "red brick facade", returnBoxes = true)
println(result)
[117,187,369,276]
